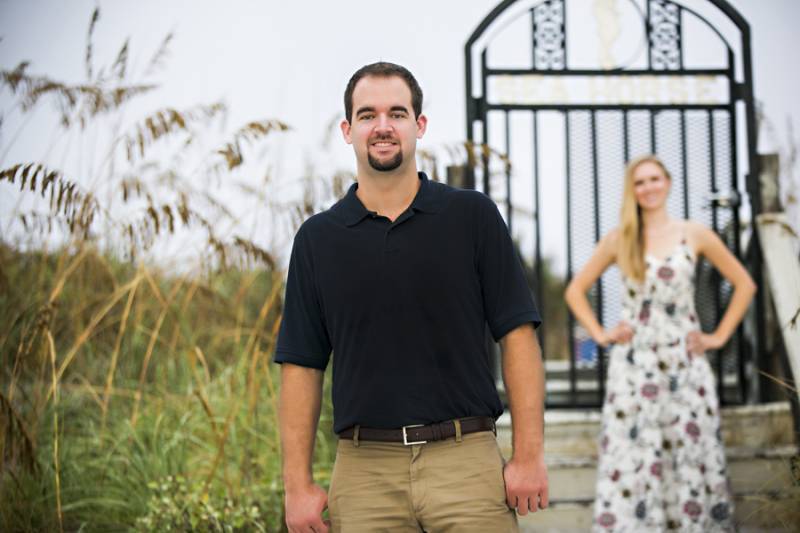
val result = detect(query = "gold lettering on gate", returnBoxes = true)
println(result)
[489,74,727,105]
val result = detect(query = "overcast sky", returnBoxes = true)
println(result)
[1,0,797,270]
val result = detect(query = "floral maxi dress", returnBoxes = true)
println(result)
[592,236,735,532]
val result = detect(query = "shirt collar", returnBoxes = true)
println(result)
[340,172,443,227]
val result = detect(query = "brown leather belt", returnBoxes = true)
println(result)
[338,417,496,445]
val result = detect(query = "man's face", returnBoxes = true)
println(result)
[341,75,427,173]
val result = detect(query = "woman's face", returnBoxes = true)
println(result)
[632,161,671,211]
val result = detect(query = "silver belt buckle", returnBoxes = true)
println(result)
[402,424,427,445]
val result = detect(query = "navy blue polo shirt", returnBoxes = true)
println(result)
[274,172,540,433]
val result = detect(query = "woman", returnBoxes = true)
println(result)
[564,155,756,531]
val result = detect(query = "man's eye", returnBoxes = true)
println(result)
[391,113,406,119]
[360,114,374,120]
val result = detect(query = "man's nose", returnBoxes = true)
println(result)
[375,114,392,131]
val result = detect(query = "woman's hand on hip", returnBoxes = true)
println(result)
[686,330,724,355]
[597,321,634,347]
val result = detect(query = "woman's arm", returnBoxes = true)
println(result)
[687,222,757,353]
[565,230,630,346]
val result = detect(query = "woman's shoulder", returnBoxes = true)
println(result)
[681,219,720,256]
[600,227,622,247]
[595,227,622,258]
[682,219,715,240]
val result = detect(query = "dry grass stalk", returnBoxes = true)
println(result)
[13,170,276,270]
[6,282,57,419]
[245,273,282,417]
[261,315,283,453]
[143,32,173,77]
[193,345,211,386]
[247,343,263,420]
[232,236,277,271]
[141,267,167,307]
[111,39,130,80]
[7,319,36,405]
[64,382,150,401]
[758,370,797,393]
[84,8,99,80]
[4,110,280,271]
[46,331,64,533]
[48,247,90,304]
[47,273,144,402]
[0,390,38,477]
[0,164,99,240]
[130,277,184,427]
[193,388,218,437]
[123,102,226,163]
[189,346,218,437]
[214,119,290,172]
[233,296,248,347]
[202,395,241,497]
[1,59,157,128]
[204,272,259,357]
[75,374,103,409]
[101,272,141,428]
[166,279,200,360]
[243,271,282,363]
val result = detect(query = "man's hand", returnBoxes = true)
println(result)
[285,482,330,533]
[503,454,549,515]
[499,324,548,515]
[280,364,327,532]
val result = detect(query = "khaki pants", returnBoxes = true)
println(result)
[328,430,518,532]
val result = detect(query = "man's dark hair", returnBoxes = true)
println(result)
[344,62,423,123]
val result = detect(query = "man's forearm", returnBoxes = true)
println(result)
[500,324,545,458]
[279,363,324,490]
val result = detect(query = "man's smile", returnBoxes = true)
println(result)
[369,139,400,154]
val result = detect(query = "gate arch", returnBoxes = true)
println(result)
[463,0,763,408]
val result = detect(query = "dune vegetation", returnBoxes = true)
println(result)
[0,9,341,531]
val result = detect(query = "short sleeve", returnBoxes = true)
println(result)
[273,227,332,369]
[476,196,541,342]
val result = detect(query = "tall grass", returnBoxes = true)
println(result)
[0,243,336,531]
[0,8,341,531]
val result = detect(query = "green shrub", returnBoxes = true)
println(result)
[136,475,278,532]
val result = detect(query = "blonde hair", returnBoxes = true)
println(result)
[617,155,672,282]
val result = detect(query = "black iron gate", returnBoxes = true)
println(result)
[463,0,764,407]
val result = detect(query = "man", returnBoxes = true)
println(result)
[275,62,548,532]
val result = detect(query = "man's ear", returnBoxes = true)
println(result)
[416,114,428,139]
[340,119,353,145]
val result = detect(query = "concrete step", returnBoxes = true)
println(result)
[517,492,800,532]
[496,402,799,531]
[496,402,797,459]
[503,445,796,502]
